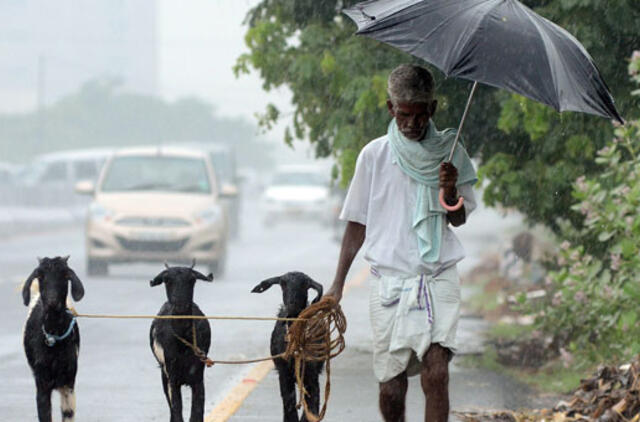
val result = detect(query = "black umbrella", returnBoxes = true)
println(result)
[343,0,624,210]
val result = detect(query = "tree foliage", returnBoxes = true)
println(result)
[521,52,640,364]
[236,0,640,231]
[0,79,274,169]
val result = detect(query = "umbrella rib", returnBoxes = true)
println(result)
[517,3,561,111]
[408,0,495,75]
[446,0,505,78]
[521,9,617,119]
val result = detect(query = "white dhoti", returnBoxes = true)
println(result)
[369,266,461,383]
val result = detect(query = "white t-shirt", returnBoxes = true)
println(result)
[340,134,477,277]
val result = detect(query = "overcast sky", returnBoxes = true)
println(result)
[158,1,299,150]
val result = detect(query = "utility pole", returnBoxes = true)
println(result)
[37,54,46,144]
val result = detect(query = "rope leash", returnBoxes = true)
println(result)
[284,296,347,422]
[172,321,288,368]
[71,312,304,322]
[70,297,346,422]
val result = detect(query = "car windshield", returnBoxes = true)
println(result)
[101,155,211,194]
[272,171,326,186]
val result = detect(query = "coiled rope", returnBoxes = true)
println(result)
[70,296,346,422]
[285,296,347,422]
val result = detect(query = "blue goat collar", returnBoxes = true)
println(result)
[42,310,77,347]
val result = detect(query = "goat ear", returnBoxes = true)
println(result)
[150,273,165,287]
[308,279,324,304]
[192,270,213,282]
[22,268,39,307]
[67,269,85,302]
[251,276,281,294]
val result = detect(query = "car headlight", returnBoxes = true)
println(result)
[89,202,114,222]
[195,205,223,224]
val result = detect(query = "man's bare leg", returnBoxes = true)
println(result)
[379,371,408,422]
[421,344,450,422]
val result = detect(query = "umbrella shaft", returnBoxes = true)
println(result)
[448,81,478,162]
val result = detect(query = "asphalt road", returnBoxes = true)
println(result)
[0,204,345,421]
[0,195,539,421]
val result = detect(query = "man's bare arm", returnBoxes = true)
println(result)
[326,221,366,302]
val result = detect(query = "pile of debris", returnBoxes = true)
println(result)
[454,356,640,422]
[491,332,556,369]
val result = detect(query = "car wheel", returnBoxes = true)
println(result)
[87,258,108,276]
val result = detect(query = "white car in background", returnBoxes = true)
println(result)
[260,165,332,226]
[13,148,112,207]
[76,146,228,276]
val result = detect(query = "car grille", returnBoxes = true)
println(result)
[115,217,191,228]
[116,236,189,252]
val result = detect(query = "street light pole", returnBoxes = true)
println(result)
[37,54,46,144]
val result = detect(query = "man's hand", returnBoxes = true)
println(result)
[439,162,458,200]
[324,284,343,303]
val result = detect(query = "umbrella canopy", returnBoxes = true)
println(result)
[344,0,624,124]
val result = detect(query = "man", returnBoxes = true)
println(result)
[326,64,477,422]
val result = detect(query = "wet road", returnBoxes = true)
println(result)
[0,196,532,421]
[0,203,344,421]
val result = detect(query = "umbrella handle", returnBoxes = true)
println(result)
[439,188,464,212]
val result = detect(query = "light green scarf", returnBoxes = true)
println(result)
[388,118,477,263]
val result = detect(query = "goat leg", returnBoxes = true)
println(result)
[59,386,76,422]
[189,381,205,422]
[35,384,52,422]
[300,367,320,422]
[161,372,172,412]
[161,373,184,422]
[277,366,299,422]
[169,380,184,422]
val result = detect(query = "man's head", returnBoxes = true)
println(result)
[386,64,437,141]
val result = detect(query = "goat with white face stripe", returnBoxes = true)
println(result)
[149,262,213,422]
[22,256,85,422]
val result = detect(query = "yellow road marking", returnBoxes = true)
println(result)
[205,360,274,422]
[205,264,370,422]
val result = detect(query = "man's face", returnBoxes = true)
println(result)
[387,99,437,141]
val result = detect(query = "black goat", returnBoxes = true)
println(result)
[251,272,324,422]
[22,256,85,422]
[149,262,213,422]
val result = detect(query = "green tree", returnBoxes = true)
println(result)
[520,52,640,364]
[236,0,640,231]
[0,79,274,170]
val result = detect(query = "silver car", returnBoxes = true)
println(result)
[76,147,228,276]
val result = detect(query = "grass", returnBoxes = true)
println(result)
[487,322,535,340]
[465,288,502,314]
[519,362,586,394]
[462,271,589,396]
[463,322,590,395]
[463,348,584,395]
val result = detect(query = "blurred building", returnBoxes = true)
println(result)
[0,0,157,113]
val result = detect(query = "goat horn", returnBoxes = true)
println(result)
[191,258,196,269]
[164,261,170,269]
[62,255,70,263]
